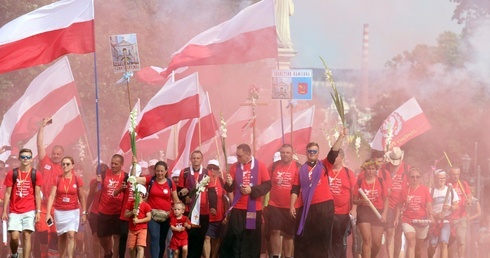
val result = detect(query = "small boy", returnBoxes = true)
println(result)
[124,184,152,258]
[169,202,191,258]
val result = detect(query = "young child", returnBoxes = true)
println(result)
[124,184,152,258]
[169,202,191,258]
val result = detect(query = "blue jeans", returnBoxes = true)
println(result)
[148,218,170,258]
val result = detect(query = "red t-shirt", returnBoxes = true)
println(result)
[98,169,126,215]
[53,174,84,210]
[39,156,63,198]
[357,167,392,190]
[448,180,471,219]
[399,184,432,223]
[126,200,152,231]
[329,167,357,214]
[268,161,299,209]
[207,176,225,222]
[170,215,190,241]
[119,181,135,220]
[146,176,176,212]
[385,162,409,209]
[3,168,44,214]
[177,168,210,215]
[354,177,388,210]
[228,160,270,211]
[293,160,334,207]
[88,178,101,214]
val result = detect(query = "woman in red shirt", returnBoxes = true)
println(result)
[395,168,434,258]
[46,156,87,258]
[353,159,388,258]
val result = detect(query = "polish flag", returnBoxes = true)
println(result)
[160,0,277,77]
[370,98,432,151]
[0,57,79,160]
[0,0,95,73]
[171,92,218,171]
[135,66,167,86]
[119,73,201,153]
[23,98,85,159]
[256,106,315,164]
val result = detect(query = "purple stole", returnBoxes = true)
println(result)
[227,158,259,229]
[186,167,206,204]
[297,162,324,235]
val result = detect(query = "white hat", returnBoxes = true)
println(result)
[135,184,147,196]
[207,159,220,168]
[171,169,180,178]
[149,159,158,167]
[434,169,446,176]
[227,156,237,164]
[138,161,148,168]
[386,147,404,166]
[129,163,142,177]
[273,152,281,162]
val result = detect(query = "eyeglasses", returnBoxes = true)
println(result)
[61,163,72,167]
[410,176,421,179]
[307,149,318,154]
[20,155,32,160]
[207,167,219,171]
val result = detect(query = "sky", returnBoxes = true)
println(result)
[289,0,463,69]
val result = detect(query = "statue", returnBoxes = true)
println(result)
[275,0,295,49]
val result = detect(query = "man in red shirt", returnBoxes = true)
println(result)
[177,150,210,258]
[447,166,473,258]
[37,117,64,257]
[221,144,271,258]
[266,144,300,258]
[1,148,43,258]
[290,127,347,258]
[97,154,127,258]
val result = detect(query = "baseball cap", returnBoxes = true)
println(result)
[149,159,158,167]
[138,160,148,168]
[135,184,147,196]
[227,156,237,164]
[171,169,180,178]
[207,159,220,168]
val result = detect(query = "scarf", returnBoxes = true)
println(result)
[297,161,323,235]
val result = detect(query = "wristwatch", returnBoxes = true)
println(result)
[82,211,88,215]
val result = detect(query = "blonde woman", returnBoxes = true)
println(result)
[46,156,87,258]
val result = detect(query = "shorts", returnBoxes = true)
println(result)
[169,237,188,250]
[54,209,80,236]
[205,222,222,239]
[97,213,122,238]
[384,208,397,229]
[402,222,429,239]
[429,222,450,246]
[356,206,384,227]
[8,210,36,232]
[452,218,467,244]
[88,212,98,234]
[127,228,147,249]
[265,205,295,236]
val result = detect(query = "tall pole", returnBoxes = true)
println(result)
[360,24,369,109]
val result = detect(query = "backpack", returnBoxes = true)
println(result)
[357,176,384,192]
[12,168,37,186]
[147,176,173,197]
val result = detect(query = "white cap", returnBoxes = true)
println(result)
[149,159,158,167]
[129,163,142,177]
[227,156,237,164]
[138,161,148,168]
[135,184,147,196]
[273,152,281,162]
[207,159,220,167]
[171,169,180,178]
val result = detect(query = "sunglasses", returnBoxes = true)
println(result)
[61,163,72,167]
[20,155,32,160]
[410,176,421,179]
[307,149,318,154]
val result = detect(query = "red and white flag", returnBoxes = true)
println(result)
[160,0,277,77]
[171,92,218,171]
[0,56,80,160]
[23,98,85,159]
[0,0,95,73]
[256,106,315,164]
[370,98,432,151]
[119,73,201,153]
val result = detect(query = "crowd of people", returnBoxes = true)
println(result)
[0,121,489,258]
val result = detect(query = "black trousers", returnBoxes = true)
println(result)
[187,214,209,258]
[220,209,262,258]
[294,200,334,258]
[331,214,350,258]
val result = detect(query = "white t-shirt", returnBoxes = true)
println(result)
[431,185,460,223]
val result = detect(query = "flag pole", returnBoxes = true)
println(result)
[290,103,293,145]
[197,73,202,149]
[279,100,285,145]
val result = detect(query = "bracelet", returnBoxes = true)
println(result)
[82,211,88,215]
[36,210,41,213]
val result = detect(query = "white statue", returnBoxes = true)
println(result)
[275,0,295,49]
